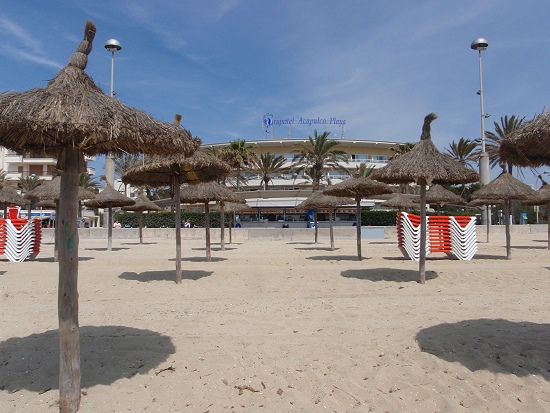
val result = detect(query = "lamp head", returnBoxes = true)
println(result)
[105,39,122,53]
[471,38,488,51]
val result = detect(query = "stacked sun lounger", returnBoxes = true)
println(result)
[0,216,42,263]
[397,212,476,261]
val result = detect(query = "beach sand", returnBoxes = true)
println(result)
[1,231,549,412]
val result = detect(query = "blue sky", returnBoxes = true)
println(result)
[1,0,549,185]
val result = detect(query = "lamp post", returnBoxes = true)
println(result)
[104,39,121,187]
[104,39,121,227]
[471,37,490,225]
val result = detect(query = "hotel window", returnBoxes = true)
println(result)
[29,165,43,175]
[371,155,387,163]
[351,154,369,162]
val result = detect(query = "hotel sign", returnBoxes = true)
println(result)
[263,113,346,133]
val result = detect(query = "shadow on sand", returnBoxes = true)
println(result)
[169,256,227,262]
[84,247,131,252]
[30,256,94,263]
[341,267,437,282]
[295,247,341,252]
[416,318,550,380]
[120,269,213,282]
[120,242,158,246]
[0,325,175,393]
[307,255,364,261]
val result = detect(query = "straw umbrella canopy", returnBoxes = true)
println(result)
[424,184,464,206]
[83,183,135,251]
[323,176,393,260]
[122,142,231,282]
[0,21,199,411]
[522,184,550,249]
[297,191,354,251]
[380,193,419,210]
[179,182,244,262]
[121,193,162,244]
[499,110,550,168]
[27,176,96,261]
[36,199,57,209]
[371,113,479,283]
[471,170,537,259]
[0,184,27,217]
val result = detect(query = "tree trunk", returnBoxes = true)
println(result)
[58,147,81,413]
[54,201,59,262]
[205,203,211,261]
[107,205,113,251]
[355,197,362,261]
[139,211,143,244]
[485,205,490,243]
[504,200,511,259]
[220,202,225,251]
[419,179,427,284]
[329,206,334,251]
[174,178,182,284]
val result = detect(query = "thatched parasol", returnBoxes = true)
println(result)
[371,113,479,283]
[122,123,231,283]
[379,193,419,210]
[296,191,354,251]
[499,110,550,168]
[424,184,464,206]
[0,184,27,207]
[121,193,162,244]
[84,183,135,251]
[210,200,249,249]
[471,170,537,259]
[522,184,550,249]
[36,199,58,209]
[26,176,96,261]
[0,21,199,411]
[323,177,393,260]
[180,182,244,261]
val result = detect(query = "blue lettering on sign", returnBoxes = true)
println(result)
[265,115,346,128]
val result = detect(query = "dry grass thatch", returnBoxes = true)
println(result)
[371,114,479,185]
[322,176,393,199]
[500,110,550,168]
[83,183,135,208]
[121,193,162,212]
[122,150,231,187]
[471,171,537,201]
[424,184,464,204]
[380,193,419,209]
[0,21,200,158]
[296,191,354,210]
[522,183,550,206]
[180,182,244,204]
[211,201,249,212]
[25,176,95,201]
[0,185,27,206]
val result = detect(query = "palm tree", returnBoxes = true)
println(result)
[115,153,141,195]
[390,142,415,159]
[445,137,478,169]
[78,173,100,219]
[354,162,375,178]
[0,168,8,187]
[18,174,42,217]
[249,152,289,190]
[483,115,525,174]
[222,139,256,191]
[291,130,348,191]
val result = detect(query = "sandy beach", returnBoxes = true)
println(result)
[1,230,549,412]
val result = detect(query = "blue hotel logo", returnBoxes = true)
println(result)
[263,113,346,133]
[263,113,274,133]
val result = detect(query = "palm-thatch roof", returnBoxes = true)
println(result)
[36,200,57,209]
[121,193,162,212]
[122,148,231,187]
[180,182,244,204]
[471,171,537,202]
[83,183,135,208]
[323,177,393,260]
[0,185,27,206]
[0,22,200,158]
[296,191,354,209]
[371,114,479,185]
[499,110,550,168]
[522,183,550,206]
[424,184,464,205]
[25,176,95,201]
[380,193,419,209]
[211,201,249,212]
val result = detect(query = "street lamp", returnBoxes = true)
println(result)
[104,38,121,227]
[471,37,490,225]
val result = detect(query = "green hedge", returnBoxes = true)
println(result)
[115,211,233,228]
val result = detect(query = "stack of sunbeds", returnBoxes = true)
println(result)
[0,207,42,262]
